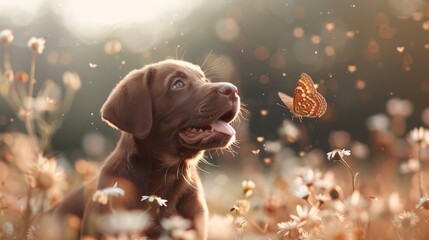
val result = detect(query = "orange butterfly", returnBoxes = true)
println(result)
[278,73,327,120]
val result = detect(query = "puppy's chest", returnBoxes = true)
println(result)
[136,172,191,210]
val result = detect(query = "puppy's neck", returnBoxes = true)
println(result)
[105,133,203,175]
[101,133,202,207]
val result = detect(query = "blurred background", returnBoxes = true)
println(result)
[2,2,429,239]
[1,0,429,211]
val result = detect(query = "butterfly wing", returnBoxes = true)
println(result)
[314,92,327,117]
[278,92,294,110]
[292,73,327,118]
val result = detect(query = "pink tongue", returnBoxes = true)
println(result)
[210,120,236,136]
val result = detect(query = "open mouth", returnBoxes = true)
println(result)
[178,109,237,145]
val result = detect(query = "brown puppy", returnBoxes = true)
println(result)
[49,59,240,239]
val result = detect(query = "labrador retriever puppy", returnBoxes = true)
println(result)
[46,59,240,239]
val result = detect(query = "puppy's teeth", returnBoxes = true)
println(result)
[197,129,203,133]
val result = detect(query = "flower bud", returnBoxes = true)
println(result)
[27,37,46,54]
[0,29,14,45]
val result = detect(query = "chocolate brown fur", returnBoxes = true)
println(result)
[48,59,240,239]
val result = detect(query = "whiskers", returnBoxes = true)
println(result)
[175,45,188,61]
[201,49,213,69]
[234,102,249,125]
[202,54,226,81]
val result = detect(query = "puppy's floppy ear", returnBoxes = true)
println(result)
[101,66,154,139]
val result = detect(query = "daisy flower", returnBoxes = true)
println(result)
[27,37,46,54]
[335,212,345,222]
[278,119,300,142]
[408,127,429,146]
[230,199,250,215]
[340,191,369,222]
[277,220,299,238]
[326,149,351,161]
[315,194,331,204]
[290,204,322,229]
[27,154,68,202]
[299,230,315,240]
[416,194,429,210]
[241,180,256,198]
[92,181,125,205]
[63,72,81,91]
[295,167,322,186]
[314,171,335,190]
[0,29,14,45]
[292,184,310,199]
[141,194,168,207]
[393,211,419,228]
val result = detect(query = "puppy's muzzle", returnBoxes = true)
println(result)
[217,82,238,101]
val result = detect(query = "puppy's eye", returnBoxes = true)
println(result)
[172,80,185,89]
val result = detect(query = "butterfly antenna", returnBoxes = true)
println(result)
[276,102,288,109]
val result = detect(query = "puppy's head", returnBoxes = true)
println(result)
[101,59,240,155]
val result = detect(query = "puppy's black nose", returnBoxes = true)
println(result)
[218,83,238,97]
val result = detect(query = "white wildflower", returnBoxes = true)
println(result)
[63,72,81,91]
[327,149,351,161]
[314,171,335,190]
[335,212,345,222]
[290,204,322,230]
[295,167,322,186]
[27,153,68,202]
[27,37,46,54]
[416,194,429,210]
[393,211,419,228]
[340,191,369,222]
[241,180,256,198]
[299,230,315,240]
[278,119,300,142]
[230,199,250,215]
[92,181,125,205]
[141,194,168,207]
[277,220,299,238]
[409,127,429,146]
[0,29,14,45]
[292,184,310,199]
[315,194,331,204]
